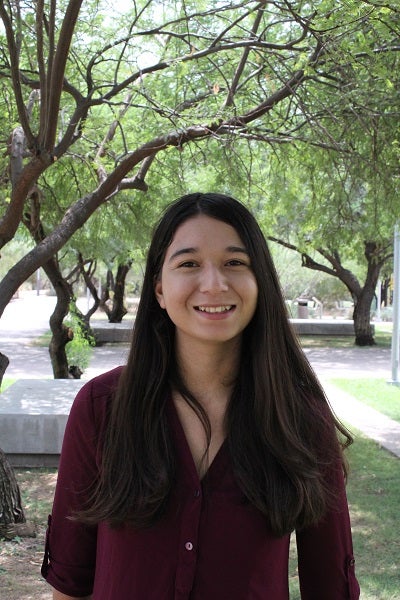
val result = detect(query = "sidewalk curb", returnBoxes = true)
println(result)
[321,380,400,458]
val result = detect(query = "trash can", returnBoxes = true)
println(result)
[296,298,309,319]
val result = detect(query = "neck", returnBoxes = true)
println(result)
[175,338,241,406]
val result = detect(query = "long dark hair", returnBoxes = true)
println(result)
[80,192,352,536]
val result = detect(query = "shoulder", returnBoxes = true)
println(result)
[69,366,124,427]
[81,365,124,398]
[60,366,125,464]
[76,365,124,400]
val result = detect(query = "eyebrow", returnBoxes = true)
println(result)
[168,245,249,263]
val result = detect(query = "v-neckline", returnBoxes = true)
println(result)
[167,393,228,484]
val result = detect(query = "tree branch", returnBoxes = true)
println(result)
[0,39,311,254]
[0,1,35,148]
[36,0,47,135]
[41,0,84,151]
[95,91,134,184]
[223,6,265,108]
[119,155,156,192]
[268,235,363,297]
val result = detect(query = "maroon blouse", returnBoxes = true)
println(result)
[42,367,360,599]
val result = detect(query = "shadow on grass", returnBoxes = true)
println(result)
[299,331,391,349]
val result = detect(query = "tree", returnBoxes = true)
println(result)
[261,90,400,345]
[100,262,132,323]
[0,448,35,539]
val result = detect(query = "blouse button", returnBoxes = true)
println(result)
[185,541,194,551]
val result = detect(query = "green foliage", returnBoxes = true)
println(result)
[259,137,400,258]
[0,238,34,279]
[65,303,95,371]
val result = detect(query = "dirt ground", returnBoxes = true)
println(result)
[0,469,57,600]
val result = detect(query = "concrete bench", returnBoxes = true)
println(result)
[92,321,133,344]
[91,319,370,343]
[0,379,85,467]
[291,319,360,336]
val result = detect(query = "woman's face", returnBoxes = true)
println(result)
[155,215,258,351]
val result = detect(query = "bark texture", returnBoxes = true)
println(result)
[0,352,9,387]
[0,449,35,539]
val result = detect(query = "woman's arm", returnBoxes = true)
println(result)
[296,461,360,599]
[42,378,104,597]
[52,590,92,600]
[43,369,122,597]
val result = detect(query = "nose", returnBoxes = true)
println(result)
[199,264,229,293]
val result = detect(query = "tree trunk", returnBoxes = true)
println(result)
[21,201,75,378]
[100,263,131,323]
[99,268,114,319]
[352,242,387,346]
[0,448,35,540]
[0,352,10,388]
[42,258,74,378]
[108,263,131,323]
[75,253,100,336]
[49,318,73,378]
[380,277,390,307]
[353,294,376,346]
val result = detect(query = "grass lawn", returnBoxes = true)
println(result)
[346,430,400,600]
[0,378,16,393]
[289,430,400,600]
[329,378,400,424]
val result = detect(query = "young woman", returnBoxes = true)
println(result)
[42,192,360,599]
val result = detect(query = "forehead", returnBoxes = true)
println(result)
[167,214,244,250]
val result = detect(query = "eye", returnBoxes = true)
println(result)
[178,260,198,268]
[226,259,249,267]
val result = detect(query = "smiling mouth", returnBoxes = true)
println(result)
[195,305,234,313]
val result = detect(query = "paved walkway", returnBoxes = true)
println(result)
[321,380,400,457]
[1,293,399,458]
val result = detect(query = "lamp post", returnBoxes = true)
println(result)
[389,224,400,385]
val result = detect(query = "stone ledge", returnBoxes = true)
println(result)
[0,379,85,466]
[6,453,60,468]
[291,319,375,337]
[92,321,133,344]
[91,319,371,343]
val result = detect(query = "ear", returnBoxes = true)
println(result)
[154,278,166,309]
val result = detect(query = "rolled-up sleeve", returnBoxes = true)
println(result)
[41,367,122,597]
[296,462,360,599]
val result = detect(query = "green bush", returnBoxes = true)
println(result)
[65,305,95,371]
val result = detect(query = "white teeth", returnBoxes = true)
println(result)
[197,305,232,313]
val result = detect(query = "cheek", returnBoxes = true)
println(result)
[156,276,189,313]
